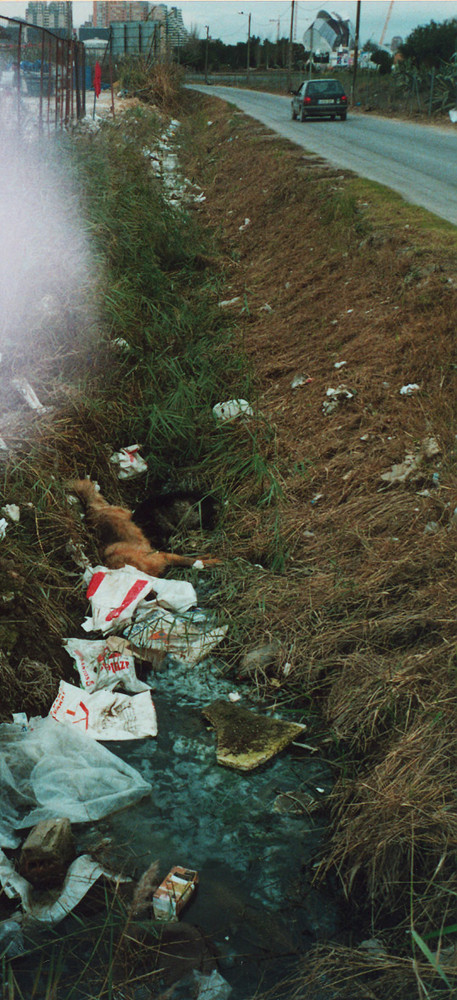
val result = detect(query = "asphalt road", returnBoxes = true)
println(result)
[190,84,457,226]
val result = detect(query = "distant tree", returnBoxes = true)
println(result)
[367,44,393,74]
[399,18,457,68]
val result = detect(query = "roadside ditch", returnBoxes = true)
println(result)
[2,69,457,1000]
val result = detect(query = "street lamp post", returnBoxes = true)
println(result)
[239,10,251,81]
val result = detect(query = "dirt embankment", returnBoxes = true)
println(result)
[180,95,457,995]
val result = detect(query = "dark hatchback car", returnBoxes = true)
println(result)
[291,78,348,121]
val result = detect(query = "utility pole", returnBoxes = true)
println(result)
[204,24,209,84]
[308,22,313,79]
[287,0,295,91]
[351,0,361,105]
[247,12,251,80]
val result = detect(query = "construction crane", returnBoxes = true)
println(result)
[379,0,394,46]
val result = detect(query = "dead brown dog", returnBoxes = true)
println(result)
[71,479,221,576]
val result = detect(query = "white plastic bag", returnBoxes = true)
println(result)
[212,399,253,423]
[0,717,151,848]
[82,565,197,634]
[50,681,158,741]
[110,444,147,479]
[64,637,149,693]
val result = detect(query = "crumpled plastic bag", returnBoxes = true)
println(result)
[0,850,130,926]
[110,444,147,479]
[0,717,151,848]
[49,681,158,741]
[82,565,197,634]
[124,606,228,666]
[64,636,149,693]
[212,399,253,422]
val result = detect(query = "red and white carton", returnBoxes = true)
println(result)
[153,867,199,921]
[49,680,157,741]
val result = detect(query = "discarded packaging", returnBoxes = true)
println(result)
[212,399,254,422]
[50,680,158,741]
[218,297,241,308]
[239,218,251,231]
[1,504,19,522]
[203,700,305,771]
[381,437,442,485]
[153,866,199,921]
[400,383,420,395]
[323,385,355,415]
[449,109,457,124]
[11,377,46,412]
[124,606,228,666]
[0,849,129,926]
[171,970,232,1000]
[334,361,347,369]
[82,565,197,634]
[0,518,8,539]
[291,374,313,389]
[0,716,151,848]
[64,637,150,693]
[110,444,147,479]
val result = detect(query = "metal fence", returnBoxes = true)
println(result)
[0,15,86,130]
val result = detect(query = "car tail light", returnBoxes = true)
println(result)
[341,95,347,102]
[304,96,312,104]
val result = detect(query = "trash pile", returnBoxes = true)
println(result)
[0,469,311,997]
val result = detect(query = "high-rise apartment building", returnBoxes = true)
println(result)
[93,2,150,28]
[25,1,73,33]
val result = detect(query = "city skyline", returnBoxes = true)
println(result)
[1,1,457,46]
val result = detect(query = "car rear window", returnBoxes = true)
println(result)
[307,81,343,97]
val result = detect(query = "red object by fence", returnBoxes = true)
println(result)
[94,61,101,98]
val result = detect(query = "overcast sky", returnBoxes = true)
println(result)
[0,1,457,46]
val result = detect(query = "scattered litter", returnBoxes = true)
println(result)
[359,938,387,957]
[82,565,197,634]
[360,434,369,441]
[422,436,441,459]
[334,361,347,369]
[212,399,253,422]
[109,444,147,479]
[323,385,355,415]
[64,637,150,693]
[424,521,439,534]
[0,716,151,848]
[381,437,441,485]
[203,700,305,771]
[153,866,198,921]
[273,789,316,814]
[400,383,420,396]
[0,518,8,539]
[112,337,129,349]
[418,489,431,498]
[239,218,251,231]
[192,559,205,570]
[303,530,315,538]
[291,374,313,389]
[432,471,440,486]
[283,661,292,676]
[124,606,227,666]
[0,437,8,452]
[11,377,46,412]
[1,504,19,522]
[449,109,457,123]
[207,120,213,126]
[65,539,91,570]
[259,303,273,313]
[228,691,241,702]
[49,680,158,741]
[311,493,324,504]
[0,849,129,926]
[218,296,241,308]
